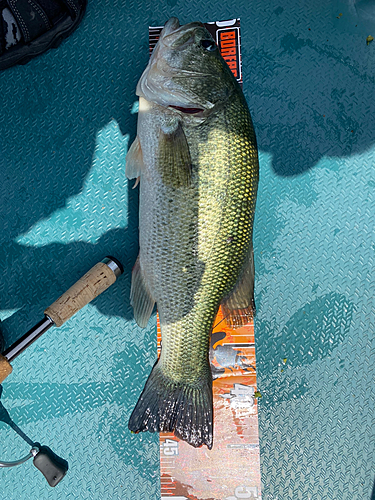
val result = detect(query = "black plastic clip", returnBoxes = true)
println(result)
[32,445,68,487]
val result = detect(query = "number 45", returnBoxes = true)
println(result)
[162,439,179,456]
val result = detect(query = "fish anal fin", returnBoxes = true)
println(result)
[221,243,256,329]
[158,122,191,188]
[126,136,144,180]
[131,256,155,328]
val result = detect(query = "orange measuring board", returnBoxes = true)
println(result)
[149,18,262,500]
[157,309,261,500]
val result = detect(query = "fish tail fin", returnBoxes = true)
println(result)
[128,361,213,449]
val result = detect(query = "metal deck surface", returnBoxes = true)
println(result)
[0,1,374,499]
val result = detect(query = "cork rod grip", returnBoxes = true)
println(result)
[44,262,117,327]
[0,354,13,383]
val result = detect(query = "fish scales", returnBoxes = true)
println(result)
[127,18,259,449]
[157,95,257,380]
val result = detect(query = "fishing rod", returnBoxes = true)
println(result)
[0,256,123,486]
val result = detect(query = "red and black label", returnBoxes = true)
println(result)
[206,19,242,85]
[217,27,241,81]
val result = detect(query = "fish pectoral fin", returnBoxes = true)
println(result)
[158,122,192,188]
[131,256,155,328]
[221,243,256,329]
[126,135,145,180]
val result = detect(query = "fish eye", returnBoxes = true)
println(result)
[201,39,217,51]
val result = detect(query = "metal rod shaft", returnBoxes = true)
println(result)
[2,317,54,362]
[0,447,39,468]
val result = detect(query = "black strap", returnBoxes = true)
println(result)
[60,0,80,19]
[7,0,51,43]
[0,8,5,56]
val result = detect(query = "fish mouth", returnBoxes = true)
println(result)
[161,17,202,46]
[136,17,215,111]
[168,105,205,115]
[161,17,180,36]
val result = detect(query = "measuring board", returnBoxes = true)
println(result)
[148,19,262,500]
[157,308,261,500]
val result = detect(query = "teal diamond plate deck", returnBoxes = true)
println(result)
[0,0,374,499]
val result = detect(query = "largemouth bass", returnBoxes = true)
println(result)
[126,18,259,449]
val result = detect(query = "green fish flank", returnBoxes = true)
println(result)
[126,17,259,449]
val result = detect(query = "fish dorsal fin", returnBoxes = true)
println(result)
[221,243,256,329]
[126,135,144,180]
[131,256,155,328]
[158,120,191,188]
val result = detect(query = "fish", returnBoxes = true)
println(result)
[126,17,259,449]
